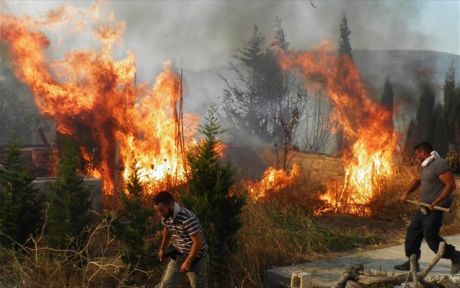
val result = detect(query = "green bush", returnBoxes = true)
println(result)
[0,143,43,248]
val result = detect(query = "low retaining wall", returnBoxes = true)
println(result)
[32,176,103,211]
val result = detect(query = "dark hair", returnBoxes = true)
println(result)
[153,191,174,205]
[414,142,433,153]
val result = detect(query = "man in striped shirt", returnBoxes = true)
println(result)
[154,191,208,288]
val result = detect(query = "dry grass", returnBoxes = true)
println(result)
[229,201,377,287]
[0,213,162,288]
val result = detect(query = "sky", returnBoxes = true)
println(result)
[2,0,459,75]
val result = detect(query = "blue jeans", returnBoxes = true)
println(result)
[158,255,209,288]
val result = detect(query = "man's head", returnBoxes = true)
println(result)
[414,142,433,162]
[153,191,175,218]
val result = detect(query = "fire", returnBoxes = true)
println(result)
[248,164,300,201]
[0,4,198,196]
[279,42,398,215]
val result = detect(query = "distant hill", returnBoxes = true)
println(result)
[182,50,460,118]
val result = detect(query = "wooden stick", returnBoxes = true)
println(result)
[418,241,446,279]
[410,254,420,287]
[406,200,450,212]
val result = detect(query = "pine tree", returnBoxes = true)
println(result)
[443,62,457,143]
[456,87,460,142]
[380,76,395,130]
[111,167,157,269]
[183,105,246,285]
[404,120,418,157]
[222,21,305,167]
[433,104,449,155]
[46,138,92,249]
[338,11,353,61]
[222,25,267,140]
[405,83,438,156]
[336,11,353,153]
[414,83,436,143]
[0,143,42,248]
[271,17,290,52]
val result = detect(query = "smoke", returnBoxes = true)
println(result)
[112,0,436,73]
[3,0,444,72]
[1,0,458,147]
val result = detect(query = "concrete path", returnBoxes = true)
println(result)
[265,234,460,288]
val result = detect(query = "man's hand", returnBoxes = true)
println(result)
[180,259,191,273]
[158,249,165,262]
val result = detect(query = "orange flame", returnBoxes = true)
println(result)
[279,42,398,215]
[0,6,198,196]
[248,164,300,201]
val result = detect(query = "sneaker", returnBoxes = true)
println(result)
[394,260,420,272]
[451,251,460,275]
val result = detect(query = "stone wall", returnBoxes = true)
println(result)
[290,151,344,184]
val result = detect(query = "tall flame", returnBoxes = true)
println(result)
[0,5,198,196]
[279,42,398,215]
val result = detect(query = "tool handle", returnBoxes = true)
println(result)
[406,200,451,212]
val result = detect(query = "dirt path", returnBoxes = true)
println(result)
[265,234,460,288]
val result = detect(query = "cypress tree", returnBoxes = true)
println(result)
[111,166,157,270]
[443,62,457,143]
[46,138,92,249]
[182,105,246,285]
[0,143,42,248]
[380,76,395,130]
[338,11,353,61]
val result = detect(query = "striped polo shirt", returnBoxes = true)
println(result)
[162,203,207,258]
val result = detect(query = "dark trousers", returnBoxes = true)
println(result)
[405,210,457,260]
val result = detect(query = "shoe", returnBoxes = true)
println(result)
[394,259,420,272]
[451,251,460,274]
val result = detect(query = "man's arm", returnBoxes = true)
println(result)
[180,233,203,273]
[432,170,456,207]
[158,226,171,262]
[400,177,421,202]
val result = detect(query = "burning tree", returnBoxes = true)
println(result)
[279,42,398,215]
[335,11,354,153]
